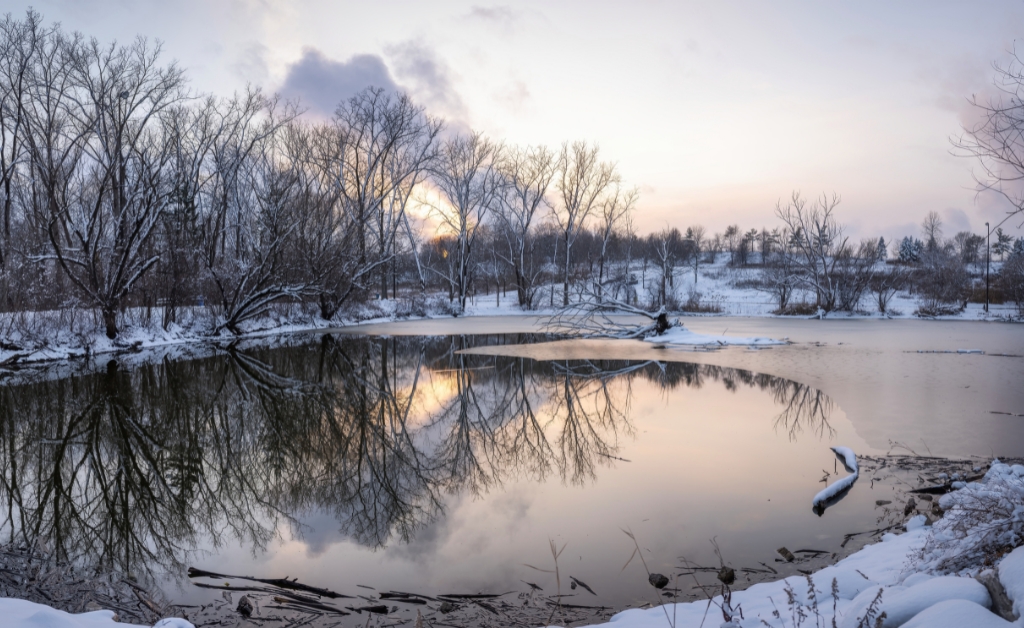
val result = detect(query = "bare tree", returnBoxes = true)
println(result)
[774,191,848,313]
[493,144,555,308]
[27,34,186,338]
[428,132,503,313]
[870,263,909,315]
[0,10,45,267]
[685,224,706,283]
[334,88,441,300]
[759,231,799,312]
[921,210,943,252]
[594,183,637,301]
[955,45,1024,220]
[554,141,617,306]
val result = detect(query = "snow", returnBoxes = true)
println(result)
[0,597,191,628]
[842,576,991,628]
[832,446,859,473]
[153,620,195,628]
[549,458,1024,627]
[999,546,1024,621]
[905,514,929,531]
[0,597,196,627]
[812,472,858,511]
[813,447,859,514]
[900,599,1013,628]
[547,528,929,628]
[924,460,1024,574]
[643,324,785,347]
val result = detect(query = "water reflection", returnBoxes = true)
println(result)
[0,334,834,585]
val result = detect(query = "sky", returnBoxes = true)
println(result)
[17,0,1024,242]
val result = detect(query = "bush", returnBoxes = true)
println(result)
[915,251,970,313]
[917,461,1024,573]
[775,301,818,316]
[679,288,723,313]
[1000,254,1024,316]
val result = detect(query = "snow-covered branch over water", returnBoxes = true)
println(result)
[812,446,860,517]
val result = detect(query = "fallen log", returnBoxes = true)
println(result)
[187,567,350,599]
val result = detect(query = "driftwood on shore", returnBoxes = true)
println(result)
[188,566,351,599]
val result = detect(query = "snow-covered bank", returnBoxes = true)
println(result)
[556,459,1024,628]
[644,324,786,347]
[0,597,192,628]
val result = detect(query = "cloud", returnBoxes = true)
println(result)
[941,207,973,235]
[466,5,517,33]
[280,48,399,118]
[494,79,530,114]
[386,40,468,125]
[231,41,270,85]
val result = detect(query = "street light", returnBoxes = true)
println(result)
[985,222,990,313]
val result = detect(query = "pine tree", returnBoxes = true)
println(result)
[993,228,1013,260]
[898,236,923,263]
[877,237,887,262]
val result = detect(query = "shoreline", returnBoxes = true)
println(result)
[4,453,1020,627]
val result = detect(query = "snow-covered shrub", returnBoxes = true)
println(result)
[916,461,1024,573]
[898,237,924,264]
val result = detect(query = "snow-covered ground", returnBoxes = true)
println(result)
[549,458,1024,628]
[0,598,192,628]
[1,256,1018,370]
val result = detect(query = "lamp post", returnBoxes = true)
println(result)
[985,222,990,313]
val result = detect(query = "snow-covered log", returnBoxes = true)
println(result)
[813,446,859,516]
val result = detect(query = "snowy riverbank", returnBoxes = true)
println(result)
[4,459,1023,627]
[2,255,1019,370]
[555,459,1024,628]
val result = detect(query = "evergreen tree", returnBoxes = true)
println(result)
[992,228,1014,260]
[898,236,923,263]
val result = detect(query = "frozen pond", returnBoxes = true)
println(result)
[0,318,1021,620]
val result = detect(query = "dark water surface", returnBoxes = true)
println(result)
[0,333,912,610]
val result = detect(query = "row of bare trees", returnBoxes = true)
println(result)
[0,11,647,338]
[3,9,1023,340]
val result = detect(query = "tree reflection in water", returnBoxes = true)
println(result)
[0,334,834,585]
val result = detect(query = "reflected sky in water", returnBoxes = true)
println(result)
[0,334,888,607]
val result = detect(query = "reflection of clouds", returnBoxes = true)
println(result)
[0,333,835,589]
[291,510,346,559]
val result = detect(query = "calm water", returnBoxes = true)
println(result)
[0,333,944,611]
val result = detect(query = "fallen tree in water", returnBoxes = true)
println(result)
[544,297,674,339]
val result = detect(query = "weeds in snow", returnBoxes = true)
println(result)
[917,461,1024,573]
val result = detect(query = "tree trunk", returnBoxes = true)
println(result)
[102,306,119,339]
[655,311,670,335]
